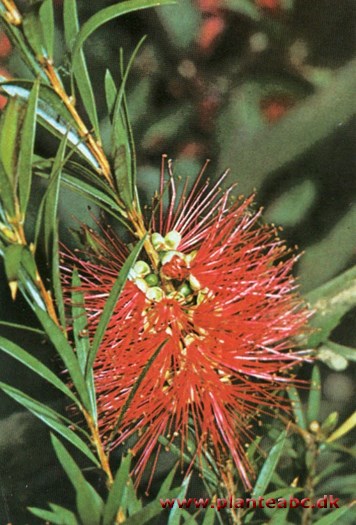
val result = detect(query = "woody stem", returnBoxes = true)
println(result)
[84,410,114,487]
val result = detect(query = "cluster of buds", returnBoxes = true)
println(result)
[129,230,210,308]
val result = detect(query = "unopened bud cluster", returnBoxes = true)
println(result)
[128,230,211,305]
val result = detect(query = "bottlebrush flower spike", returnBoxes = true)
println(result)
[62,159,310,490]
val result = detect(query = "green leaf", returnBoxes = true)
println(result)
[102,454,132,525]
[307,365,321,424]
[287,387,307,430]
[264,180,317,228]
[201,506,216,525]
[22,3,49,59]
[40,0,55,59]
[222,0,261,21]
[218,58,356,197]
[251,430,287,498]
[51,435,104,525]
[125,479,142,516]
[0,335,78,405]
[299,205,356,291]
[0,156,15,216]
[0,381,98,466]
[85,236,146,375]
[156,0,201,49]
[64,0,100,138]
[29,504,79,525]
[326,411,356,443]
[18,79,39,218]
[0,96,24,196]
[319,341,356,364]
[306,265,356,347]
[52,224,67,328]
[157,463,179,498]
[104,69,117,115]
[267,507,290,525]
[4,244,24,298]
[168,474,191,525]
[312,503,355,525]
[0,80,100,171]
[36,168,129,226]
[71,270,90,375]
[44,134,67,258]
[70,269,97,423]
[0,320,44,335]
[142,103,192,151]
[33,306,91,411]
[72,0,174,69]
[124,487,182,525]
[110,38,146,209]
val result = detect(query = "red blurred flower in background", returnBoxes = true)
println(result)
[63,161,310,489]
[0,31,12,110]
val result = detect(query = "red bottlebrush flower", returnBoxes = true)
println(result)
[62,160,310,489]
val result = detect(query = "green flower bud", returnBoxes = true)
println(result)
[145,273,159,287]
[151,233,165,251]
[164,230,182,250]
[146,286,165,302]
[133,260,150,277]
[178,282,192,297]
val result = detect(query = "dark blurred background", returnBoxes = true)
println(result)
[0,1,355,523]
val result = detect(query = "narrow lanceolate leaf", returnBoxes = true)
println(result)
[18,79,39,218]
[0,382,99,466]
[110,39,145,209]
[52,225,66,329]
[22,3,49,60]
[33,306,91,412]
[251,430,287,498]
[326,412,356,443]
[43,135,67,258]
[72,0,174,69]
[157,463,178,498]
[306,265,356,347]
[104,69,117,116]
[71,270,97,422]
[29,504,79,525]
[72,270,90,375]
[307,365,321,424]
[51,435,104,525]
[312,502,356,525]
[0,80,100,172]
[63,0,100,138]
[0,96,25,198]
[201,507,216,525]
[288,386,307,430]
[124,488,182,525]
[85,236,146,375]
[3,244,24,299]
[102,454,132,525]
[39,0,55,59]
[167,474,191,525]
[0,336,78,405]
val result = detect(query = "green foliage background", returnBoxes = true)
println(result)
[0,1,355,524]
